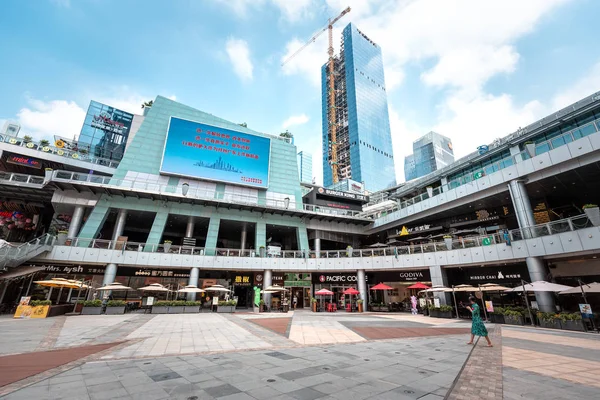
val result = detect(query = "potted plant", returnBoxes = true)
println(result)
[443,235,453,250]
[217,300,236,313]
[537,312,561,329]
[79,300,102,315]
[168,300,185,314]
[106,300,126,315]
[259,299,266,312]
[503,309,524,325]
[23,135,34,148]
[562,313,585,332]
[311,297,317,312]
[439,305,454,318]
[379,302,389,312]
[163,240,172,253]
[426,186,433,198]
[40,139,50,147]
[152,300,170,314]
[184,301,201,314]
[259,246,266,258]
[346,245,353,257]
[428,305,440,318]
[583,204,600,226]
[489,307,505,324]
[523,141,536,158]
[56,230,68,245]
[357,299,363,313]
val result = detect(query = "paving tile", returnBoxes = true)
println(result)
[204,383,242,398]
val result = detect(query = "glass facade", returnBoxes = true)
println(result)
[404,132,454,181]
[78,100,134,161]
[297,151,313,183]
[321,23,396,192]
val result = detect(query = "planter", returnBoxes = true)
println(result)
[163,243,172,253]
[585,207,600,227]
[81,307,102,315]
[504,315,524,325]
[539,319,562,330]
[183,306,200,314]
[358,303,363,313]
[429,309,439,318]
[379,306,389,312]
[259,247,266,258]
[151,306,169,314]
[525,143,536,158]
[168,306,185,314]
[562,320,585,332]
[106,306,125,315]
[312,303,317,312]
[216,306,235,313]
[56,233,68,245]
[444,238,453,250]
[439,311,453,319]
[489,314,505,324]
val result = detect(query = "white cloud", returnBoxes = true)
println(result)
[214,0,266,16]
[226,38,254,82]
[271,0,316,22]
[551,60,600,110]
[16,99,86,141]
[282,114,309,129]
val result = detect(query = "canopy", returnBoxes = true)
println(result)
[96,282,133,291]
[508,281,573,293]
[138,283,171,292]
[34,278,88,289]
[204,284,231,292]
[478,284,511,292]
[260,289,279,294]
[315,288,334,296]
[370,283,393,290]
[264,285,288,292]
[453,284,478,292]
[421,285,452,293]
[177,285,205,293]
[559,282,600,294]
[406,282,430,290]
[343,287,360,295]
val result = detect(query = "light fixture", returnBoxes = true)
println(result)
[284,197,290,209]
[182,182,189,196]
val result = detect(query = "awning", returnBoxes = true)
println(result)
[0,265,45,282]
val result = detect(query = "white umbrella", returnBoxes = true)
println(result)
[508,281,573,292]
[204,284,231,292]
[479,283,511,292]
[97,282,133,291]
[453,284,478,292]
[559,282,600,294]
[264,285,288,292]
[177,285,205,293]
[260,289,279,294]
[421,285,452,293]
[138,283,171,292]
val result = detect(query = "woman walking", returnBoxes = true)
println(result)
[466,295,493,347]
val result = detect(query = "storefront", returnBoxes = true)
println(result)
[231,272,253,308]
[312,272,366,311]
[284,273,311,309]
[370,270,432,311]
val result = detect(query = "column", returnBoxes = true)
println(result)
[255,221,266,257]
[508,180,536,230]
[429,265,450,305]
[67,205,86,239]
[240,223,247,251]
[187,267,199,301]
[0,281,8,305]
[357,269,367,310]
[111,209,128,243]
[526,257,555,312]
[204,217,221,256]
[314,238,321,258]
[103,263,118,286]
[185,216,195,238]
[263,269,272,310]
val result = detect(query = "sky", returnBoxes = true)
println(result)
[1,0,600,186]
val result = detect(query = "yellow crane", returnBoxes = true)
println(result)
[281,6,351,184]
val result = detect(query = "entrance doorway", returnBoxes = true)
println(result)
[233,286,252,309]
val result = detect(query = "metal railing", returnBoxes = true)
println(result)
[51,170,369,219]
[0,172,45,186]
[57,214,594,260]
[0,234,55,269]
[361,118,600,220]
[0,134,120,169]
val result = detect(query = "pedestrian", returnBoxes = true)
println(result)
[410,295,418,315]
[503,229,511,246]
[466,295,493,347]
[293,294,298,310]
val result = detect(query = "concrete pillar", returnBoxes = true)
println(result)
[204,217,221,256]
[357,269,367,309]
[429,265,450,305]
[111,209,128,244]
[103,263,118,286]
[263,269,272,310]
[314,238,321,258]
[0,281,8,304]
[185,216,195,238]
[526,257,555,312]
[67,205,86,239]
[187,267,200,301]
[508,180,536,230]
[240,224,247,251]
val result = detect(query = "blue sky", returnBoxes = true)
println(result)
[1,0,599,185]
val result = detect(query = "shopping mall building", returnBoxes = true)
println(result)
[1,92,600,313]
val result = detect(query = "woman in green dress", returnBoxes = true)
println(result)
[466,295,493,347]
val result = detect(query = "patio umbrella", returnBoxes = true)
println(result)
[96,282,134,291]
[508,281,573,292]
[476,284,511,321]
[177,285,205,293]
[370,283,393,290]
[406,282,430,290]
[204,284,231,292]
[559,282,600,295]
[343,287,360,312]
[34,278,89,303]
[421,285,452,293]
[315,288,334,310]
[449,285,478,319]
[139,283,171,292]
[264,285,288,292]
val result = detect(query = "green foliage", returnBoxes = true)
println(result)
[280,130,293,138]
[583,204,598,209]
[537,312,559,322]
[184,301,202,307]
[439,305,454,312]
[492,307,505,315]
[107,300,126,307]
[141,100,153,109]
[310,297,317,304]
[30,300,52,306]
[238,122,248,128]
[443,235,453,239]
[357,299,363,304]
[163,240,172,244]
[79,300,102,307]
[259,299,265,305]
[218,300,237,306]
[23,135,33,143]
[39,139,50,147]
[503,310,523,318]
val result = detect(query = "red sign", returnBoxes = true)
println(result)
[6,155,41,169]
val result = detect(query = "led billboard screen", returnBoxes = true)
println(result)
[160,117,271,189]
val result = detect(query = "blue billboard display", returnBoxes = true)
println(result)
[160,117,271,189]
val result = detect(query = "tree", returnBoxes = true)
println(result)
[141,100,154,109]
[280,130,293,139]
[238,122,248,128]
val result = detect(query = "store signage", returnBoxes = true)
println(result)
[254,272,284,286]
[397,224,433,236]
[7,155,42,169]
[161,117,271,189]
[284,273,311,287]
[316,187,368,202]
[311,273,368,284]
[91,112,129,134]
[371,270,431,282]
[41,265,106,275]
[477,145,489,155]
[233,274,252,286]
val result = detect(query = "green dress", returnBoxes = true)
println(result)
[470,303,488,337]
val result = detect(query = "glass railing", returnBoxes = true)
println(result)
[0,172,45,185]
[0,234,55,268]
[58,214,593,259]
[0,134,120,169]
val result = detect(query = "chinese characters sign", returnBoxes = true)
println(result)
[160,117,271,189]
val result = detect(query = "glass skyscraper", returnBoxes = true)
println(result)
[321,23,396,192]
[404,131,454,181]
[297,151,313,183]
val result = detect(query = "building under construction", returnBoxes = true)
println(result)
[321,23,397,192]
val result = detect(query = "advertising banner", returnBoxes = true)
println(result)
[160,117,271,189]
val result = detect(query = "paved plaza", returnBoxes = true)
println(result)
[0,312,599,399]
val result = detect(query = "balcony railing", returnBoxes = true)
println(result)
[51,170,369,219]
[362,118,600,219]
[0,134,120,169]
[0,171,45,186]
[59,214,594,259]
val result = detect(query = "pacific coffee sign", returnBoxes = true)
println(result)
[311,273,368,284]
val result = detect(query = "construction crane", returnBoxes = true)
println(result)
[282,6,351,184]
